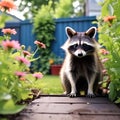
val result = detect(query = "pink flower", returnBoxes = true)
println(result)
[102,69,107,74]
[15,71,26,78]
[16,56,30,66]
[34,40,46,49]
[23,50,31,56]
[101,58,109,63]
[2,28,17,35]
[1,40,20,50]
[33,72,43,79]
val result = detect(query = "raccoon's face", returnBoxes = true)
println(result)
[68,35,96,58]
[61,26,97,58]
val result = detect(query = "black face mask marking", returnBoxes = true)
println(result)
[81,43,94,52]
[69,43,79,51]
[69,42,94,53]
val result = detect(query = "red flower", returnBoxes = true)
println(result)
[103,16,116,22]
[16,56,30,66]
[99,48,109,55]
[2,28,17,35]
[1,40,20,50]
[34,40,46,49]
[33,72,43,79]
[0,0,16,12]
[19,77,26,81]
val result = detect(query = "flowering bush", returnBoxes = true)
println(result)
[33,2,55,74]
[0,31,45,115]
[96,0,120,103]
[0,0,45,115]
[98,48,110,95]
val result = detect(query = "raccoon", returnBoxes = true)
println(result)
[60,26,103,97]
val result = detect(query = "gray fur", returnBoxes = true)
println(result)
[60,27,103,97]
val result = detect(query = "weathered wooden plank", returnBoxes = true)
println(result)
[16,113,120,120]
[32,95,112,104]
[16,96,120,120]
[23,102,120,115]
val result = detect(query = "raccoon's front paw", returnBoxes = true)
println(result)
[87,93,96,98]
[87,89,96,98]
[68,92,77,97]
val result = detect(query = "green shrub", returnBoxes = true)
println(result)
[97,0,120,103]
[33,2,55,74]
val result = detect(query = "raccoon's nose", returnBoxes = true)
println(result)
[78,53,83,57]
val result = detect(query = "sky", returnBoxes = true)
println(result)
[10,0,25,20]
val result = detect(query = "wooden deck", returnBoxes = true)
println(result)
[15,95,120,120]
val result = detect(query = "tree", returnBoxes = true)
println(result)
[16,0,59,19]
[16,0,85,19]
[54,0,85,18]
[54,0,73,18]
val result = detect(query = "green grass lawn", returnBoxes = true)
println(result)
[35,75,64,95]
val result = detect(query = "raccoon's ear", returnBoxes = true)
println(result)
[65,27,77,38]
[85,27,96,38]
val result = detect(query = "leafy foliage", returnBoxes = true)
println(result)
[97,0,120,103]
[33,2,55,74]
[54,0,73,18]
[17,0,85,19]
[0,1,44,114]
[0,31,44,114]
[0,13,12,28]
[16,0,58,19]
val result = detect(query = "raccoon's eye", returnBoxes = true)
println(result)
[69,44,78,51]
[82,44,94,51]
[72,44,78,49]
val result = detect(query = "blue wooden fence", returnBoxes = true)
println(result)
[4,16,96,58]
[52,16,96,58]
[5,20,36,51]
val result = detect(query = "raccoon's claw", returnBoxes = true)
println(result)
[68,92,77,97]
[87,93,96,98]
